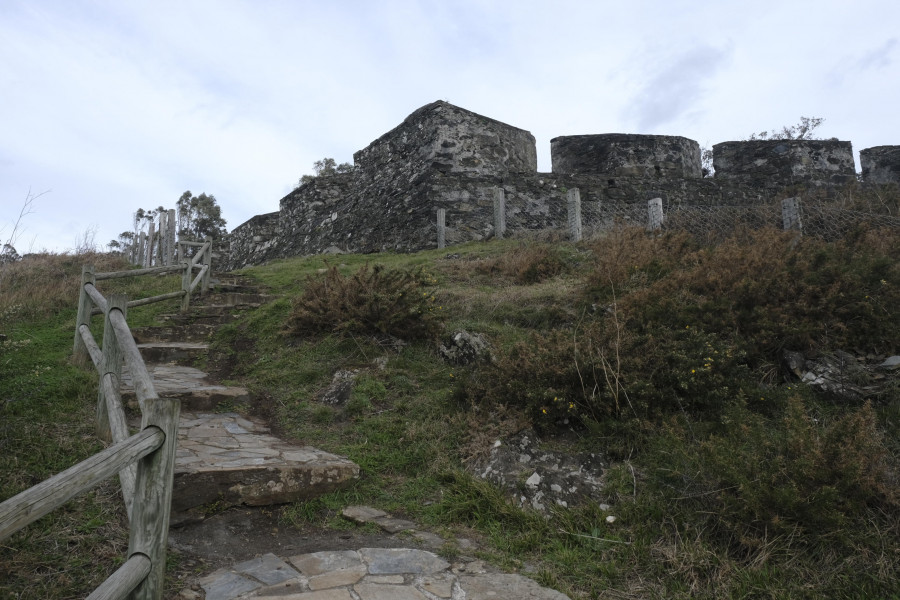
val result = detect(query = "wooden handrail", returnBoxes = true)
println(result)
[189,264,209,293]
[0,427,164,542]
[84,282,109,315]
[86,554,151,600]
[96,265,182,281]
[78,323,103,368]
[38,240,214,599]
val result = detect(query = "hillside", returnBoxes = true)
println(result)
[1,218,899,598]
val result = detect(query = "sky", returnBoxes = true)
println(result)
[2,0,898,254]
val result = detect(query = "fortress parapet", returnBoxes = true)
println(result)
[713,139,856,187]
[551,134,702,179]
[860,145,900,184]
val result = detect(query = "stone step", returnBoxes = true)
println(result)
[208,291,274,306]
[137,341,209,365]
[172,412,360,514]
[132,324,217,344]
[159,305,247,326]
[121,364,250,411]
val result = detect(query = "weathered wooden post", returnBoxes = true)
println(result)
[157,211,167,267]
[145,221,156,268]
[166,209,176,266]
[782,197,802,233]
[96,295,127,443]
[201,236,212,294]
[647,197,664,231]
[137,233,147,269]
[181,253,192,312]
[73,265,96,359]
[437,209,446,250]
[126,396,180,600]
[493,187,506,239]
[567,188,582,242]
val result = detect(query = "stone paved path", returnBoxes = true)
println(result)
[172,412,359,513]
[181,548,570,600]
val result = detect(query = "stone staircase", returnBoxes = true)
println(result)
[122,276,359,521]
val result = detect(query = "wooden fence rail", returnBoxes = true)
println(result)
[0,238,212,600]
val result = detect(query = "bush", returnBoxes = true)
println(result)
[656,398,898,544]
[621,226,900,365]
[286,263,444,341]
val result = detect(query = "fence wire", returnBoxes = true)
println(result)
[579,198,900,244]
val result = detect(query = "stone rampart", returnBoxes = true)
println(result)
[551,134,701,179]
[353,100,537,178]
[712,139,856,187]
[218,101,895,271]
[860,146,900,184]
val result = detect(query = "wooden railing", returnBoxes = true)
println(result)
[0,239,213,600]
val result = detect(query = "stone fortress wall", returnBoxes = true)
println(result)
[221,101,899,270]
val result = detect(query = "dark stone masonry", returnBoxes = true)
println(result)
[220,101,896,270]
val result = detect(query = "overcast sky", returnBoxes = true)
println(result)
[2,0,898,253]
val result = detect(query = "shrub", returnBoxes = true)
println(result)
[621,226,900,364]
[286,263,443,340]
[467,242,569,284]
[657,398,899,543]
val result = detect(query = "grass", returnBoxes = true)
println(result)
[0,252,190,599]
[2,218,899,599]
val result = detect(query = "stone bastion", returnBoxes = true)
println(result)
[220,101,898,270]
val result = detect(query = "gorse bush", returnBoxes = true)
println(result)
[622,226,900,364]
[473,242,568,284]
[654,398,899,550]
[286,263,444,340]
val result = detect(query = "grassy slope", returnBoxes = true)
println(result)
[2,227,899,599]
[0,254,195,599]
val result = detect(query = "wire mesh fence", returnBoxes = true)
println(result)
[583,196,900,244]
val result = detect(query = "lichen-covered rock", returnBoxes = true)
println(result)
[472,428,606,512]
[439,331,492,366]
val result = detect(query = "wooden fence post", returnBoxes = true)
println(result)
[493,188,506,239]
[166,209,176,266]
[181,255,192,312]
[437,209,446,250]
[567,188,582,242]
[73,265,96,359]
[146,222,155,268]
[157,212,168,267]
[127,396,180,600]
[137,233,147,268]
[647,198,664,231]
[202,237,212,294]
[96,295,127,443]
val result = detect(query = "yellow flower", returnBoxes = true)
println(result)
[691,369,696,374]
[541,408,548,414]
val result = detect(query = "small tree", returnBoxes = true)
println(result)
[702,117,826,177]
[176,191,227,242]
[297,158,353,187]
[748,116,824,141]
